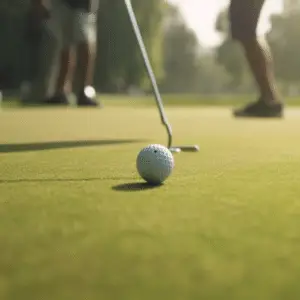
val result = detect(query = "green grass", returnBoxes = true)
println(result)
[1,102,300,299]
[4,93,300,109]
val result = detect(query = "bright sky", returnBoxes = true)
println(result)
[168,0,283,47]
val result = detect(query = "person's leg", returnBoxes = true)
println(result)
[72,10,100,106]
[229,0,283,117]
[44,0,77,104]
[76,41,97,93]
[54,46,76,95]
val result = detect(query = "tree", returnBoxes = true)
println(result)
[161,4,200,93]
[0,0,165,92]
[0,0,31,88]
[214,7,247,88]
[195,52,231,94]
[267,11,300,85]
[94,0,165,92]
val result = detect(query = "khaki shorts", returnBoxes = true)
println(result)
[45,0,97,46]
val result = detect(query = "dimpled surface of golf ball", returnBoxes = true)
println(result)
[136,144,174,185]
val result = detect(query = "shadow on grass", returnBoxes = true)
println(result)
[0,139,145,153]
[0,177,132,184]
[112,182,162,192]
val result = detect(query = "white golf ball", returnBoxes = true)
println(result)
[136,144,174,185]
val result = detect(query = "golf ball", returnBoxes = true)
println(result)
[136,144,174,185]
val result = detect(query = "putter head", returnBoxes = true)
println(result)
[169,147,181,153]
[169,145,199,153]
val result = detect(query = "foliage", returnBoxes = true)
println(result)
[1,1,299,95]
[267,11,300,84]
[95,0,165,92]
[161,4,200,93]
[214,7,248,88]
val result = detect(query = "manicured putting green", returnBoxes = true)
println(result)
[0,105,300,300]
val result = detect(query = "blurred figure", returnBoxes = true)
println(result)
[28,0,101,106]
[229,0,283,118]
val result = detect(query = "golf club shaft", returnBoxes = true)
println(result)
[124,0,172,148]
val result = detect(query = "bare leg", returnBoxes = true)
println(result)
[76,41,96,91]
[229,0,283,117]
[76,41,99,106]
[55,46,76,94]
[239,38,281,104]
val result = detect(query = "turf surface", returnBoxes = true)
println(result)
[1,102,300,300]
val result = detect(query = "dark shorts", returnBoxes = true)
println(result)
[63,0,99,12]
[229,0,265,40]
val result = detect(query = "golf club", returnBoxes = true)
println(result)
[124,0,199,153]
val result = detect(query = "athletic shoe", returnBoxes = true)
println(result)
[233,100,283,118]
[77,87,102,107]
[44,93,70,105]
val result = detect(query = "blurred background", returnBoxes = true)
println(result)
[0,0,300,102]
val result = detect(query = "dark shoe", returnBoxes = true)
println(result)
[77,86,102,107]
[233,100,283,118]
[45,93,70,105]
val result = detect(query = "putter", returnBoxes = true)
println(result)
[124,0,199,153]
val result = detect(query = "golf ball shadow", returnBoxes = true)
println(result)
[112,182,163,192]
